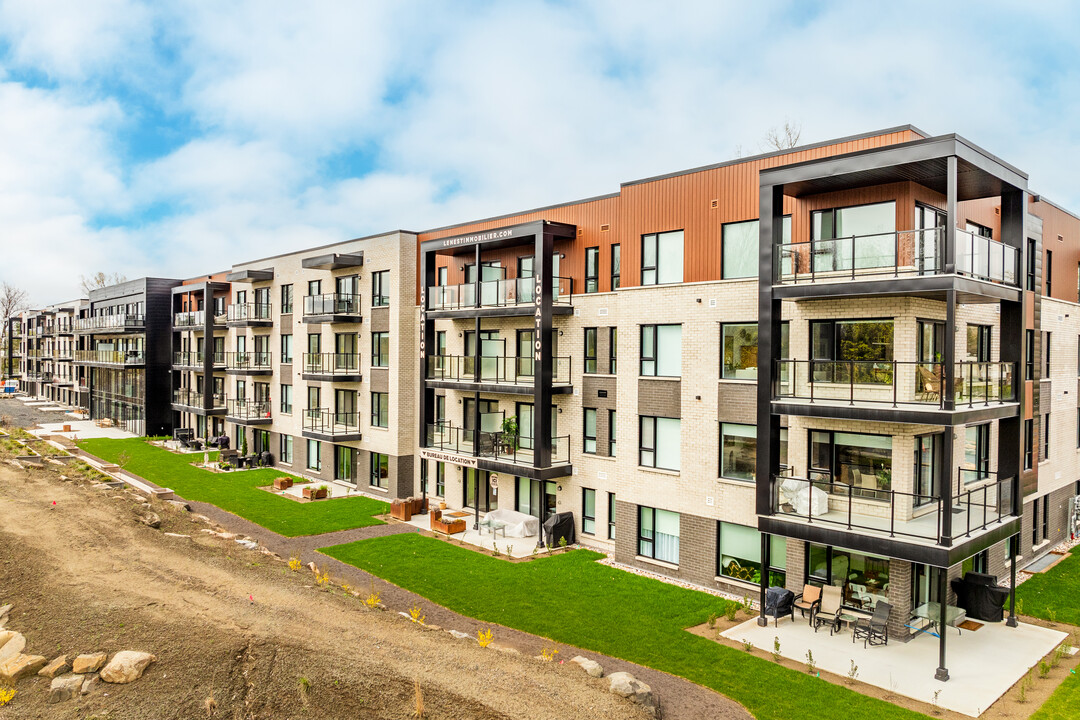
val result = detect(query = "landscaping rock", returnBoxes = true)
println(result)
[163,532,191,539]
[570,655,604,677]
[0,653,47,682]
[72,652,108,674]
[166,500,191,511]
[0,604,12,617]
[235,539,258,550]
[81,674,100,695]
[0,632,25,664]
[100,650,156,683]
[449,630,471,640]
[608,671,661,717]
[138,512,162,529]
[39,654,71,678]
[48,673,85,703]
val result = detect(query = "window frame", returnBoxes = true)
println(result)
[280,435,293,464]
[372,270,390,307]
[584,247,599,293]
[639,324,681,377]
[584,408,597,454]
[1026,239,1037,292]
[608,409,617,457]
[1044,412,1051,459]
[372,332,389,367]
[1024,418,1034,470]
[371,391,389,428]
[370,452,389,489]
[639,415,680,471]
[280,383,293,414]
[280,284,294,314]
[720,423,757,482]
[584,327,597,374]
[306,439,321,471]
[611,244,621,289]
[641,230,684,286]
[582,488,596,535]
[637,505,679,564]
[609,327,617,374]
[1026,329,1035,380]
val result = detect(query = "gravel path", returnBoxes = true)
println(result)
[0,395,71,427]
[185,499,751,720]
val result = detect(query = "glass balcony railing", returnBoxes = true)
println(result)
[74,314,145,333]
[173,351,225,368]
[425,422,570,467]
[227,398,271,421]
[173,388,227,409]
[303,294,361,318]
[303,408,360,436]
[426,276,574,311]
[302,352,361,376]
[74,349,146,366]
[227,303,273,322]
[426,355,572,385]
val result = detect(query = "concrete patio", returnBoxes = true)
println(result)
[33,419,138,440]
[722,614,1067,716]
[400,506,541,558]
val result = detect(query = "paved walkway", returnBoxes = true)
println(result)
[182,498,750,720]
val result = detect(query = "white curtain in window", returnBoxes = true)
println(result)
[654,509,680,563]
[722,221,758,279]
[655,417,681,471]
[657,325,682,377]
[658,231,684,284]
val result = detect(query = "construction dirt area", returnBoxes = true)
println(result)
[0,459,660,720]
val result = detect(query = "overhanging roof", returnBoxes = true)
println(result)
[225,268,274,283]
[301,252,364,270]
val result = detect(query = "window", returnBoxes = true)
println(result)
[718,523,787,585]
[1026,239,1037,291]
[437,266,447,286]
[966,325,990,363]
[811,319,893,384]
[372,332,389,367]
[584,408,597,453]
[609,327,617,374]
[810,430,892,499]
[372,270,390,306]
[306,439,321,471]
[582,488,596,535]
[280,435,293,464]
[1026,329,1035,380]
[608,410,617,456]
[639,416,680,471]
[584,328,597,373]
[585,247,599,293]
[281,284,294,314]
[370,452,389,489]
[1046,250,1053,296]
[280,384,293,414]
[811,201,896,272]
[1024,419,1034,470]
[963,424,990,485]
[281,334,293,364]
[308,279,321,297]
[371,392,389,428]
[335,445,357,483]
[607,492,616,539]
[720,424,756,481]
[435,461,445,496]
[611,244,621,289]
[1045,332,1052,377]
[1042,496,1049,540]
[1044,412,1051,458]
[722,217,792,279]
[720,322,789,380]
[307,332,321,356]
[638,506,679,564]
[640,324,682,377]
[641,230,684,285]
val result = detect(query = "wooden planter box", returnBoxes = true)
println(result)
[303,486,328,500]
[273,477,293,491]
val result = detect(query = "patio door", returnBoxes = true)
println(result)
[464,469,498,511]
[915,203,945,274]
[479,262,503,306]
[517,330,534,379]
[914,433,941,507]
[335,445,357,484]
[335,389,356,426]
[515,477,555,520]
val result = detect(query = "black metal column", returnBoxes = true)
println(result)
[756,183,783,519]
[1008,533,1019,627]
[418,249,435,446]
[202,285,214,413]
[944,155,957,274]
[935,565,950,681]
[757,532,771,626]
[534,232,554,469]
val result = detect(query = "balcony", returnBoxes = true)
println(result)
[301,353,362,382]
[25,371,52,382]
[224,351,272,375]
[52,375,74,386]
[227,303,273,327]
[172,388,227,414]
[56,320,73,335]
[426,277,574,318]
[424,422,571,479]
[772,360,1018,424]
[425,355,573,394]
[74,314,145,334]
[74,349,146,368]
[55,348,73,361]
[172,351,226,370]
[302,294,361,324]
[174,310,225,330]
[226,398,272,425]
[764,473,1019,565]
[302,408,362,441]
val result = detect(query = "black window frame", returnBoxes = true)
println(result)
[371,391,389,428]
[583,408,597,454]
[639,324,681,377]
[584,247,599,293]
[607,492,616,539]
[1026,329,1035,380]
[611,244,621,289]
[584,327,597,374]
[1044,412,1051,458]
[1045,331,1052,377]
[1046,250,1053,296]
[609,327,617,374]
[1024,418,1034,470]
[1026,238,1037,291]
[372,331,389,367]
[370,452,389,489]
[280,383,292,414]
[641,230,683,286]
[608,409,617,456]
[582,487,596,535]
[639,415,679,471]
[372,269,390,307]
[280,284,294,314]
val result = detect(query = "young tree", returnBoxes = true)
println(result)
[79,271,128,295]
[762,121,803,151]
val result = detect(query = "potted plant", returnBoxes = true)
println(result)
[500,416,519,452]
[304,484,329,500]
[875,468,891,491]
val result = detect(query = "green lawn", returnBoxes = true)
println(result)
[79,438,388,537]
[1016,546,1080,625]
[1031,672,1080,720]
[321,534,927,720]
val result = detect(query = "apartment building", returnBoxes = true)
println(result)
[11,300,89,410]
[171,274,231,438]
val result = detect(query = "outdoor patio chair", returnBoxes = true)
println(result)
[793,584,821,620]
[852,600,892,648]
[813,585,843,634]
[763,586,795,627]
[916,365,941,401]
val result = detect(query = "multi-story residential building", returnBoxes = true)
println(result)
[11,300,89,410]
[75,278,180,435]
[171,274,231,438]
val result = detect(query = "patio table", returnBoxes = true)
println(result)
[478,517,507,538]
[909,602,966,638]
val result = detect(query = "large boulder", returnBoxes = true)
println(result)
[48,673,85,703]
[0,632,25,664]
[570,655,604,677]
[608,671,662,718]
[72,652,108,674]
[0,653,47,683]
[39,655,71,678]
[138,512,162,529]
[100,651,156,683]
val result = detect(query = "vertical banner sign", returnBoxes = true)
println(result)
[534,271,543,360]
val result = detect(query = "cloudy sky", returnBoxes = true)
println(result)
[1,0,1078,305]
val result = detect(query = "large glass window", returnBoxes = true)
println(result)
[722,217,791,279]
[306,439,321,471]
[638,506,679,564]
[584,328,597,373]
[582,488,596,535]
[280,435,293,464]
[720,423,756,481]
[372,332,389,367]
[807,544,891,609]
[280,284,293,314]
[721,322,788,380]
[811,201,896,272]
[584,408,597,453]
[639,416,680,471]
[280,384,292,414]
[640,324,682,377]
[585,247,599,293]
[370,452,388,489]
[718,523,786,585]
[335,445,357,483]
[967,325,991,363]
[810,431,892,499]
[641,230,684,285]
[371,270,390,306]
[611,244,621,289]
[281,334,293,364]
[371,392,389,428]
[811,319,894,384]
[963,424,990,486]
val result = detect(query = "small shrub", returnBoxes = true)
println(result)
[491,543,500,558]
[409,604,426,624]
[741,596,753,614]
[707,612,718,629]
[477,628,494,648]
[741,638,754,652]
[805,649,816,675]
[506,545,513,556]
[1048,608,1058,625]
[298,676,310,705]
[772,636,781,663]
[1038,660,1051,678]
[724,603,738,622]
[287,557,302,572]
[558,536,568,548]
[847,659,859,684]
[315,571,330,587]
[364,581,381,609]
[540,645,559,662]
[340,582,352,596]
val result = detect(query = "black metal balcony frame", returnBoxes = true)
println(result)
[223,351,272,374]
[426,354,573,387]
[425,421,571,467]
[74,349,146,366]
[302,293,361,320]
[172,351,226,369]
[426,276,575,312]
[172,388,228,412]
[226,398,272,423]
[302,407,361,439]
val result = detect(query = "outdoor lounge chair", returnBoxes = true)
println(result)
[793,584,821,620]
[916,365,941,401]
[852,600,892,648]
[813,585,843,634]
[763,586,795,626]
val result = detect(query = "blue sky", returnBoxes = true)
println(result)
[0,0,1078,304]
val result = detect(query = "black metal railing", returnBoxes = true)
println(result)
[227,398,271,421]
[427,276,574,311]
[74,314,145,332]
[75,349,146,365]
[426,355,572,385]
[302,352,361,375]
[227,303,273,322]
[303,408,361,435]
[303,293,361,317]
[425,422,571,466]
[774,359,1016,408]
[173,388,227,409]
[953,474,1013,538]
[223,351,272,371]
[173,351,226,368]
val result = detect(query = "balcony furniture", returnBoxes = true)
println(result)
[853,601,893,648]
[793,584,822,620]
[479,517,507,538]
[273,477,293,491]
[484,508,540,538]
[792,484,828,517]
[916,365,941,401]
[763,586,795,627]
[219,449,239,466]
[259,451,273,467]
[813,585,844,634]
[909,602,967,638]
[391,499,413,521]
[543,511,576,548]
[430,509,465,535]
[950,572,1010,622]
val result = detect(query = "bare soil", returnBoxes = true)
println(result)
[0,462,655,720]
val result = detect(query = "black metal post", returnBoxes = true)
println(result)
[935,565,950,681]
[1008,533,1019,627]
[757,531,770,626]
